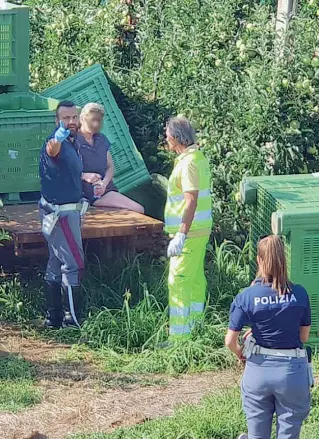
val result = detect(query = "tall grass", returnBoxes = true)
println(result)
[1,240,249,373]
[207,239,249,310]
[82,285,168,351]
[83,253,169,311]
[96,312,235,374]
[0,276,44,323]
[79,241,248,373]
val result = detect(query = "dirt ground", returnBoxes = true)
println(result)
[0,326,239,439]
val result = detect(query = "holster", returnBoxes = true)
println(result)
[80,200,89,216]
[40,198,59,237]
[306,347,314,388]
[40,198,88,237]
[242,334,256,359]
[42,211,59,236]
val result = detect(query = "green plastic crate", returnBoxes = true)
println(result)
[0,3,29,92]
[0,109,55,199]
[42,64,150,194]
[0,91,59,111]
[241,174,319,347]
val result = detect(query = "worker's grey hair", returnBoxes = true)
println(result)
[80,102,105,121]
[166,116,196,147]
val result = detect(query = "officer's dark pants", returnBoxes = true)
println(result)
[241,354,310,439]
[40,209,84,324]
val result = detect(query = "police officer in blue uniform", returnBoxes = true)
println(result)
[225,235,311,439]
[39,101,87,329]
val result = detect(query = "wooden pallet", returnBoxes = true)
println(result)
[0,204,164,257]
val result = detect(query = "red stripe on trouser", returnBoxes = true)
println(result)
[60,216,84,273]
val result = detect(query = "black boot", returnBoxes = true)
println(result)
[44,281,63,329]
[62,284,82,328]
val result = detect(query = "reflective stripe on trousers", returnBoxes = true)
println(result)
[169,302,205,336]
[168,236,209,340]
[66,284,81,328]
[191,302,204,313]
[170,303,204,317]
[170,323,191,336]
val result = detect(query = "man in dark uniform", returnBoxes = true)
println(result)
[39,101,87,329]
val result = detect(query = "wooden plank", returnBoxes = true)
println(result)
[0,204,163,245]
[2,232,165,258]
[13,233,43,245]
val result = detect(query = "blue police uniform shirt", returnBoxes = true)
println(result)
[228,279,311,349]
[39,129,83,205]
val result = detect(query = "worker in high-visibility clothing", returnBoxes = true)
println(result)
[164,116,213,341]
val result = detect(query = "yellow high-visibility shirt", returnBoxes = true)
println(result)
[165,144,212,237]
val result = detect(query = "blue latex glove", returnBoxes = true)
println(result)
[167,232,186,258]
[54,121,70,143]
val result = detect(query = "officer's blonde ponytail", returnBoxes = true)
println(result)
[256,235,290,295]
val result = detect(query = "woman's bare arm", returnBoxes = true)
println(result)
[102,151,115,186]
[300,326,311,344]
[225,329,244,359]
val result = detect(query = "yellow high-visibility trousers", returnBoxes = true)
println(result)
[168,235,209,340]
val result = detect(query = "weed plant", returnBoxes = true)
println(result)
[0,241,249,373]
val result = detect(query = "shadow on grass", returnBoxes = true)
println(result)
[22,433,49,439]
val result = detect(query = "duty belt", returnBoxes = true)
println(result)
[40,196,87,214]
[243,335,307,359]
[253,346,306,358]
[40,196,89,236]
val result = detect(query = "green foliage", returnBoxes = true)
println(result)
[0,203,10,246]
[70,388,245,439]
[82,240,248,354]
[24,0,319,237]
[0,356,34,380]
[0,229,10,246]
[83,253,169,311]
[0,380,43,412]
[97,313,234,374]
[67,388,236,439]
[27,0,118,89]
[0,276,44,323]
[0,237,247,374]
[51,239,247,373]
[82,287,167,352]
[69,387,319,439]
[0,356,42,412]
[208,240,249,310]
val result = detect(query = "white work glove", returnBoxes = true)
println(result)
[167,232,186,258]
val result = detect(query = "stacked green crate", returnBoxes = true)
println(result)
[0,3,29,92]
[241,174,319,347]
[43,64,150,194]
[0,7,149,200]
[0,93,59,202]
[0,4,59,202]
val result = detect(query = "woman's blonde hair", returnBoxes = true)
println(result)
[256,235,290,295]
[80,103,105,121]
